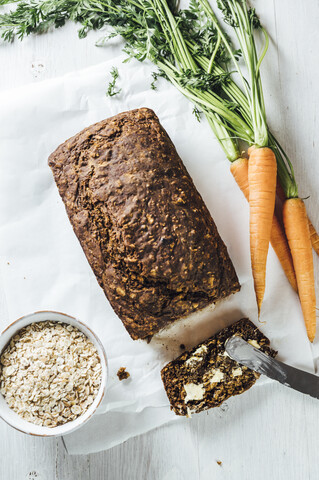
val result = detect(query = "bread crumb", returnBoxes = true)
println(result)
[216,460,222,466]
[117,367,130,381]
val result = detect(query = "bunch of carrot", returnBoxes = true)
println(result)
[231,149,316,342]
[213,0,317,341]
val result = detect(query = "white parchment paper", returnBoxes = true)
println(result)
[0,53,317,454]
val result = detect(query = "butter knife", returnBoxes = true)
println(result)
[225,335,319,400]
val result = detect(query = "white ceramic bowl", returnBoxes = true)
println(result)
[0,311,107,437]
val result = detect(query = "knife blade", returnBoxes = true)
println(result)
[225,335,319,400]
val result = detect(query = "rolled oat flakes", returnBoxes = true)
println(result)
[0,321,102,427]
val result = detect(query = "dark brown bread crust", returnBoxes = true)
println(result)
[161,319,276,416]
[48,108,240,339]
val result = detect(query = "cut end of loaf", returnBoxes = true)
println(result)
[161,318,276,416]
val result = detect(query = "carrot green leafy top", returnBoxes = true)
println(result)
[0,0,298,196]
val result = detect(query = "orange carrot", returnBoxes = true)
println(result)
[230,157,249,200]
[277,181,319,257]
[230,158,297,292]
[283,198,316,342]
[308,219,319,257]
[270,215,298,292]
[248,147,277,315]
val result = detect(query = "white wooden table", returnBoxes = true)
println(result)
[1,1,319,478]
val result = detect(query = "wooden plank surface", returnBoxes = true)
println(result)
[1,1,319,479]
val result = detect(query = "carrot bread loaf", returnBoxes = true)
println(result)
[161,319,276,415]
[49,108,240,340]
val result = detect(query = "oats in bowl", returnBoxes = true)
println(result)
[0,321,102,427]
